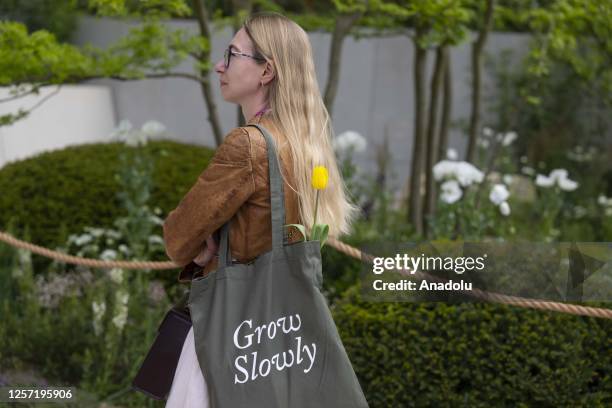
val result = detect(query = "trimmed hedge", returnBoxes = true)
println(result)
[0,140,214,266]
[332,285,612,407]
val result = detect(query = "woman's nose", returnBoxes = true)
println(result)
[214,59,225,74]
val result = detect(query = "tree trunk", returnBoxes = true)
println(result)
[437,46,452,164]
[466,0,495,163]
[408,28,427,236]
[192,0,225,146]
[424,45,448,236]
[361,125,390,221]
[323,11,363,117]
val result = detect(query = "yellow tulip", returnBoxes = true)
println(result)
[312,166,329,190]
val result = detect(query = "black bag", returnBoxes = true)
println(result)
[132,293,193,400]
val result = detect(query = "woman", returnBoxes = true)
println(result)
[163,11,360,407]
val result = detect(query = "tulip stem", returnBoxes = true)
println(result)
[312,190,320,240]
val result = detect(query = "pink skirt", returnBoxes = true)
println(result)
[165,326,210,408]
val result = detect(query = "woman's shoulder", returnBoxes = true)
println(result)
[215,127,252,162]
[218,116,285,164]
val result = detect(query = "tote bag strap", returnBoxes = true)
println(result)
[218,124,288,267]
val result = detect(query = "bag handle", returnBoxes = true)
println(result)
[218,124,288,267]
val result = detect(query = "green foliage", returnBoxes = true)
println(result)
[333,285,612,407]
[0,22,96,85]
[520,0,612,103]
[0,12,207,127]
[0,140,215,271]
[85,0,192,18]
[483,46,612,241]
[0,208,171,407]
[0,0,80,42]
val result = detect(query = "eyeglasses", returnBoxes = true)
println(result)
[223,46,265,69]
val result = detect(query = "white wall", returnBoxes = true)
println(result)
[0,85,116,168]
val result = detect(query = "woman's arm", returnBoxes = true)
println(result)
[163,128,255,267]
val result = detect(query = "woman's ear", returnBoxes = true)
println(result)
[262,61,275,86]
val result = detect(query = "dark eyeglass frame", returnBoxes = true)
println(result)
[223,46,266,69]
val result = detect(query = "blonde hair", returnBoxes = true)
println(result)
[243,12,361,238]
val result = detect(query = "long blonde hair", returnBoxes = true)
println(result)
[243,12,361,238]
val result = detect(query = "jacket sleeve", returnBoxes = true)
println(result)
[163,127,256,267]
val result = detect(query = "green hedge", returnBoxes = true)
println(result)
[332,285,612,407]
[0,140,214,269]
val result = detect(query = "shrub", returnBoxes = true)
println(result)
[0,140,215,271]
[333,285,612,407]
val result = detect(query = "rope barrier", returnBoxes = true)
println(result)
[1,230,611,319]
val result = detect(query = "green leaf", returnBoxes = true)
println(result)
[318,224,329,249]
[310,223,330,248]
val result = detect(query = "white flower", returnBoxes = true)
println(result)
[118,244,131,255]
[92,300,107,335]
[333,131,367,154]
[489,184,510,205]
[92,300,106,318]
[86,227,105,238]
[446,148,458,160]
[74,234,93,246]
[109,268,124,284]
[112,313,127,331]
[433,160,484,187]
[558,177,578,191]
[478,138,490,148]
[536,168,578,191]
[482,127,493,137]
[502,131,517,146]
[549,169,568,183]
[149,214,164,226]
[535,174,555,187]
[503,174,514,185]
[125,130,148,147]
[100,249,117,261]
[141,120,166,138]
[521,166,535,176]
[112,119,148,147]
[440,180,463,204]
[112,290,129,331]
[148,235,164,246]
[106,229,122,240]
[499,201,511,216]
[18,248,31,265]
[116,290,129,306]
[598,195,612,206]
[110,119,133,141]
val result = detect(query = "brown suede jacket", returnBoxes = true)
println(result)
[162,112,302,283]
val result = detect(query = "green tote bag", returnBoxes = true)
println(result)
[187,124,370,408]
